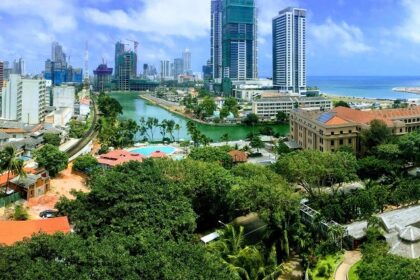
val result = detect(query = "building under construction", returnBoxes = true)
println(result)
[113,41,158,91]
[93,63,113,92]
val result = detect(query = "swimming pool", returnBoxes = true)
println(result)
[130,146,176,157]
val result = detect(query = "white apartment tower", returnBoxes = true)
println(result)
[2,74,46,124]
[273,7,307,94]
[160,60,172,81]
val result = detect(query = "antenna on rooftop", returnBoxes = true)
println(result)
[84,40,90,87]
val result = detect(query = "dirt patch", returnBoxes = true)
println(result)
[24,163,89,220]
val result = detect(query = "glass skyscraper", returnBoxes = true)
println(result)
[211,0,223,80]
[273,7,307,94]
[222,0,257,81]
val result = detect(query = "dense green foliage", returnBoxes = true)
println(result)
[72,154,98,174]
[33,144,68,177]
[188,146,233,169]
[43,133,61,146]
[275,150,358,198]
[356,240,420,280]
[243,113,259,126]
[68,120,88,138]
[334,100,350,108]
[360,119,392,151]
[97,92,123,119]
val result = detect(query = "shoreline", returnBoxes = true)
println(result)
[139,93,270,128]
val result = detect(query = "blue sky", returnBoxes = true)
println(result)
[0,0,419,77]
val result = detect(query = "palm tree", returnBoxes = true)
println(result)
[220,133,230,145]
[174,124,181,142]
[2,146,26,194]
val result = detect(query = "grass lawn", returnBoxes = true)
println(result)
[309,253,344,280]
[348,260,360,280]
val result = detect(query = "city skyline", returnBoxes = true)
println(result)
[1,0,420,77]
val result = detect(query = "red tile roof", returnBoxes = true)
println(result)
[333,106,420,126]
[0,171,16,187]
[150,151,167,158]
[228,150,248,163]
[0,217,71,245]
[98,150,146,167]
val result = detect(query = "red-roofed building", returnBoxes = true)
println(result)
[290,106,420,153]
[98,150,146,168]
[228,150,248,163]
[0,217,71,246]
[150,151,167,159]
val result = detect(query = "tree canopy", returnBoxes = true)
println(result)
[34,144,68,177]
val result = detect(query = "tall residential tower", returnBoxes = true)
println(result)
[222,0,257,81]
[273,7,307,94]
[182,49,192,75]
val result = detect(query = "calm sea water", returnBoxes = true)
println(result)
[308,76,420,100]
[110,92,289,141]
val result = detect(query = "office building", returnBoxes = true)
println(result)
[273,8,307,94]
[12,58,25,75]
[203,59,213,82]
[0,61,4,88]
[290,106,420,153]
[51,42,67,65]
[114,41,126,79]
[211,0,223,80]
[93,63,113,92]
[252,96,332,121]
[182,49,192,74]
[174,58,184,79]
[222,0,257,81]
[2,74,46,124]
[160,60,172,81]
[45,42,82,85]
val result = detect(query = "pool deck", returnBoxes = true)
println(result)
[127,144,184,158]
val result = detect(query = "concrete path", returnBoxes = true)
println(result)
[335,250,362,280]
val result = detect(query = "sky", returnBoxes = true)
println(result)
[0,0,420,77]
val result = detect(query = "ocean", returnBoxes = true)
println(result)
[307,76,420,100]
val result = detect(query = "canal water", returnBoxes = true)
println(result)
[110,92,289,141]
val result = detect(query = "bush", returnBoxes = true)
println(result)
[73,154,98,174]
[13,205,28,221]
[43,133,61,146]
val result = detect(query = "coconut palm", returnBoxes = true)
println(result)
[174,124,181,142]
[1,146,26,193]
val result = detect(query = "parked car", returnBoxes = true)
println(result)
[39,210,58,219]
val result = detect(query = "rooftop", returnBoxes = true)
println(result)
[98,150,146,167]
[0,217,71,245]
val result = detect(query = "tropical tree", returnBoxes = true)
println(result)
[276,111,288,123]
[165,119,176,142]
[360,119,392,151]
[250,135,264,153]
[243,113,259,126]
[175,123,181,142]
[220,133,230,145]
[0,146,26,193]
[34,144,69,177]
[43,133,61,146]
[334,100,350,108]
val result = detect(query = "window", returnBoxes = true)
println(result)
[349,130,352,134]
[331,140,335,146]
[349,139,352,144]
[331,132,335,135]
[340,131,343,134]
[339,139,344,145]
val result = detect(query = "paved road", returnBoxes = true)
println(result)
[335,250,362,280]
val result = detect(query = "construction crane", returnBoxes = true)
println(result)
[126,39,139,55]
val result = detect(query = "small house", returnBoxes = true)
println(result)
[9,169,50,200]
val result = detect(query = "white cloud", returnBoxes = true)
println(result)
[310,18,372,54]
[397,0,420,43]
[84,0,210,39]
[256,0,298,36]
[0,0,77,32]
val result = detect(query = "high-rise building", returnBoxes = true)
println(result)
[51,42,67,66]
[203,59,213,82]
[173,58,184,79]
[2,74,46,124]
[182,49,192,74]
[0,61,4,88]
[114,41,126,78]
[160,60,172,81]
[12,58,25,75]
[273,7,307,94]
[93,63,113,92]
[222,0,257,81]
[116,51,137,91]
[53,85,76,115]
[211,0,223,80]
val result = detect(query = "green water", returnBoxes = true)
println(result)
[110,92,289,141]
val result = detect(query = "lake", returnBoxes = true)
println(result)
[109,92,289,141]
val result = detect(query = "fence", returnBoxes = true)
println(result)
[0,192,22,207]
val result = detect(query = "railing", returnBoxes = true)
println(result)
[66,96,98,159]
